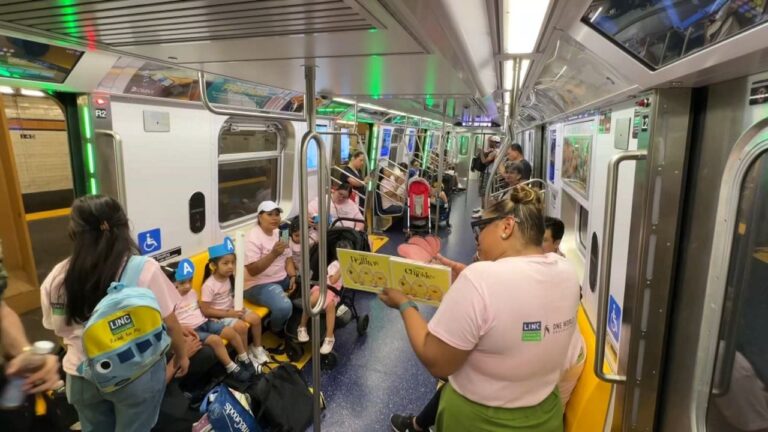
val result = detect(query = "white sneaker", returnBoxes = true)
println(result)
[250,346,270,365]
[336,304,349,318]
[297,326,310,343]
[473,207,481,212]
[471,212,482,219]
[320,337,335,355]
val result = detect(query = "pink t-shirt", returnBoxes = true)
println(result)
[201,276,234,311]
[308,197,364,231]
[289,240,303,273]
[428,253,580,408]
[175,290,207,329]
[41,257,182,376]
[244,225,292,288]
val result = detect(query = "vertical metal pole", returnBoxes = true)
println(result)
[233,230,245,311]
[435,103,447,235]
[299,64,325,432]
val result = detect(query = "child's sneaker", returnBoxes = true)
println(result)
[297,326,310,343]
[250,346,270,365]
[320,337,335,355]
[229,365,253,383]
[336,304,350,318]
[238,359,259,376]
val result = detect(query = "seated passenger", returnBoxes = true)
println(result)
[544,216,566,257]
[380,169,406,213]
[308,184,365,231]
[173,259,257,384]
[199,238,270,365]
[242,201,297,336]
[296,239,353,355]
[408,160,422,178]
[382,185,580,431]
[289,217,306,274]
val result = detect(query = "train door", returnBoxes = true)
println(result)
[556,89,692,431]
[660,73,768,431]
[0,91,76,312]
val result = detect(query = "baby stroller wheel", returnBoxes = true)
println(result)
[285,340,303,362]
[320,352,338,370]
[357,314,370,336]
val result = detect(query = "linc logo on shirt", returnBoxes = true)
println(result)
[522,321,542,342]
[108,314,135,335]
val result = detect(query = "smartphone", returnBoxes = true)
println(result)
[280,228,290,243]
[312,215,320,225]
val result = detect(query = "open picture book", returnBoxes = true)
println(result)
[337,249,452,306]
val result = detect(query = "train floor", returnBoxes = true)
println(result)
[17,179,483,431]
[302,180,481,431]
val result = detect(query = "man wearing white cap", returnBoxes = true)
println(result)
[242,201,297,336]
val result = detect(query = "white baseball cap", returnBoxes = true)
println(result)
[257,200,282,214]
[490,136,501,142]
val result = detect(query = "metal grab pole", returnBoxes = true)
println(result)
[594,150,647,384]
[484,58,520,207]
[435,105,447,235]
[298,65,327,432]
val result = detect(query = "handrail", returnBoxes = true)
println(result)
[594,150,647,384]
[197,71,305,121]
[372,159,407,217]
[95,129,127,212]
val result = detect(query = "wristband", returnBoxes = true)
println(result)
[398,300,419,314]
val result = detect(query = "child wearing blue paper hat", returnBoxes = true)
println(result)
[172,256,258,382]
[200,237,270,365]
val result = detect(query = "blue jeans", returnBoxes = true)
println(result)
[244,277,292,332]
[66,359,166,432]
[193,319,226,342]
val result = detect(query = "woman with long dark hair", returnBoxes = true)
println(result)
[40,195,188,432]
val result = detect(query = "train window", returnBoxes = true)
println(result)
[578,205,589,251]
[218,122,280,226]
[582,1,768,69]
[706,150,768,427]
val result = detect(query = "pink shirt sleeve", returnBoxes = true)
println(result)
[245,232,266,266]
[427,271,490,351]
[138,258,181,318]
[40,261,67,330]
[200,278,214,302]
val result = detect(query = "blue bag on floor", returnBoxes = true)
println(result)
[200,384,260,432]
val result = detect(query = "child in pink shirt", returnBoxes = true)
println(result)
[199,237,270,365]
[173,258,257,382]
[296,240,352,355]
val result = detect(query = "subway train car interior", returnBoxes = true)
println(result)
[0,0,767,431]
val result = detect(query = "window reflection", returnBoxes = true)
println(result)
[583,0,768,69]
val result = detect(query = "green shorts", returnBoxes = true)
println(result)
[436,383,563,432]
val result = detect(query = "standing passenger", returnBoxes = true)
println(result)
[339,150,369,210]
[242,201,297,336]
[381,186,579,431]
[40,195,189,432]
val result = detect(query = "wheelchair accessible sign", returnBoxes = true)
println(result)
[138,228,162,255]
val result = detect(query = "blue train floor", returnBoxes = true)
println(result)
[303,180,482,431]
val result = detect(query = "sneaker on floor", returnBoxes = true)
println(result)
[390,413,418,432]
[297,326,310,343]
[250,346,270,365]
[229,365,253,383]
[320,337,335,355]
[238,359,258,377]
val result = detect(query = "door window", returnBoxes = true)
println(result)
[706,149,768,431]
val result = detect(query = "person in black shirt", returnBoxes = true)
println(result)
[501,143,532,181]
[339,150,369,211]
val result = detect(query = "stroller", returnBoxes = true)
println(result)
[284,217,371,369]
[405,177,432,238]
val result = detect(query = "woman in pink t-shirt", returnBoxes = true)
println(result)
[308,184,365,231]
[380,185,580,431]
[40,195,189,432]
[242,201,297,334]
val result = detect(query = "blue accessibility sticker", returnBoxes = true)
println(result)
[138,228,162,255]
[608,294,622,343]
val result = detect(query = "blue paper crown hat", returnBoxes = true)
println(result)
[208,236,235,260]
[175,258,195,282]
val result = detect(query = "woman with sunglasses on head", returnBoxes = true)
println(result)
[380,185,580,432]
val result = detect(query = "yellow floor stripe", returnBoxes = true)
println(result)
[369,234,389,252]
[262,332,312,369]
[25,208,70,222]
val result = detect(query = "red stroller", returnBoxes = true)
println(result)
[405,177,431,237]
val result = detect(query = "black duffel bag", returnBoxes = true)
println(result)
[248,364,314,432]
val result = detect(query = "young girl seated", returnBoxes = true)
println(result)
[296,239,353,354]
[173,258,258,383]
[199,237,270,365]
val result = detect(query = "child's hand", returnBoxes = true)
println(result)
[230,309,245,319]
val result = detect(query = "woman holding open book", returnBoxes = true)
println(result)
[380,185,580,432]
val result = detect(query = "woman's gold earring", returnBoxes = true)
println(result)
[501,234,510,240]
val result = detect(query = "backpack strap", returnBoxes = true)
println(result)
[120,256,148,287]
